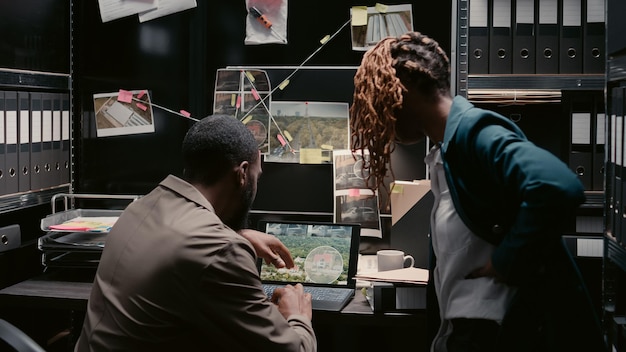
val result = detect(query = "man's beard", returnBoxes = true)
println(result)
[226,182,254,232]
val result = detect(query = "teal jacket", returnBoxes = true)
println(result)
[436,96,605,351]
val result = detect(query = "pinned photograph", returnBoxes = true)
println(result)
[350,4,413,51]
[333,149,382,238]
[213,68,272,153]
[266,101,350,164]
[93,90,155,137]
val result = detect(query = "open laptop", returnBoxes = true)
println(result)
[257,220,361,312]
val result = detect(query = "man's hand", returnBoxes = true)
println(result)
[271,283,313,321]
[238,229,294,269]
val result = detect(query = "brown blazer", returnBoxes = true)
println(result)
[75,175,316,352]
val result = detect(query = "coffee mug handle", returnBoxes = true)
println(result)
[403,255,415,268]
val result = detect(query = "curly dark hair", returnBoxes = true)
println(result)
[350,31,451,194]
[182,114,258,186]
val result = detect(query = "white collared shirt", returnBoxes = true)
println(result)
[426,144,516,351]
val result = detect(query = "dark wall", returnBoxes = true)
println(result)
[0,0,70,74]
[72,1,451,213]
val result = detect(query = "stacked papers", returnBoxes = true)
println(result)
[355,267,429,285]
[48,216,119,233]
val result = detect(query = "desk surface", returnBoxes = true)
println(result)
[0,272,428,351]
[0,271,424,322]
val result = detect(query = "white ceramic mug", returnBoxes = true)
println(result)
[376,249,415,271]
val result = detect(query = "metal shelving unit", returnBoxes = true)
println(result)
[468,74,605,90]
[0,1,74,214]
[0,69,71,91]
[453,0,607,201]
[453,0,605,96]
[451,0,612,351]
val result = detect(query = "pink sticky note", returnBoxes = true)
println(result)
[180,110,191,117]
[137,90,146,99]
[349,188,360,197]
[251,89,260,100]
[136,102,147,111]
[236,95,242,109]
[118,89,133,103]
[277,134,286,146]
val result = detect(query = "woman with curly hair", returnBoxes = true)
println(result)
[350,31,605,352]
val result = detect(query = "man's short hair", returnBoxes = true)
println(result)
[182,114,258,186]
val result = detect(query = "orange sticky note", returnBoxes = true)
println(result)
[180,110,191,117]
[136,102,147,111]
[118,89,133,103]
[277,134,286,146]
[251,89,260,100]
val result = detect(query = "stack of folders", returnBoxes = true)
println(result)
[0,90,71,197]
[607,87,626,248]
[38,208,123,269]
[468,0,605,75]
[564,90,605,192]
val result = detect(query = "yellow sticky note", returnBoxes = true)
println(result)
[245,71,256,82]
[321,144,333,150]
[391,184,404,193]
[299,148,323,164]
[230,94,236,106]
[242,115,252,124]
[284,130,293,142]
[351,6,368,26]
[278,79,290,90]
[320,35,330,44]
[375,3,389,13]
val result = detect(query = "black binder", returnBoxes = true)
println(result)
[615,176,623,245]
[489,0,513,73]
[513,0,536,74]
[52,93,62,187]
[615,87,626,244]
[593,111,606,190]
[0,92,6,196]
[17,91,30,192]
[582,0,605,73]
[570,150,593,189]
[469,0,490,74]
[569,109,593,190]
[536,0,559,73]
[612,87,624,244]
[29,92,43,191]
[4,91,18,195]
[559,0,583,73]
[41,92,53,189]
[61,93,70,185]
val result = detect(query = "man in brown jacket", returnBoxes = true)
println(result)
[75,115,316,352]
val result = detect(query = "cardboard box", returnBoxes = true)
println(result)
[365,282,427,312]
[389,180,433,269]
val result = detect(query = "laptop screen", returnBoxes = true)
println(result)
[257,220,360,288]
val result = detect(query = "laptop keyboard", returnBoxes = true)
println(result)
[263,284,353,302]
